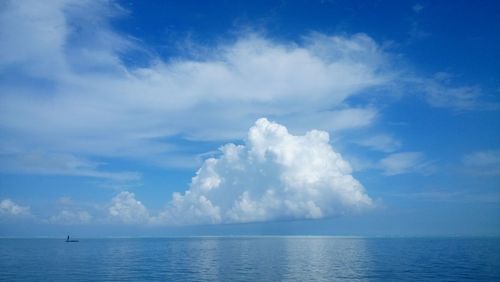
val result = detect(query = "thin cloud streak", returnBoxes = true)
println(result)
[0,0,488,178]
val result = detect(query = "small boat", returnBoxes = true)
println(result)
[65,235,79,242]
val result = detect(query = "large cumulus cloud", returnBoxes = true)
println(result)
[155,118,372,225]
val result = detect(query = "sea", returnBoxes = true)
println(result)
[1,237,499,281]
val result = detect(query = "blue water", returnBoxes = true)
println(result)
[1,237,499,281]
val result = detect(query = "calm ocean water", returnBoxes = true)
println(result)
[1,237,499,281]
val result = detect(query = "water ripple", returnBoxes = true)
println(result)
[0,237,499,281]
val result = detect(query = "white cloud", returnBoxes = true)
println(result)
[424,83,482,111]
[0,199,30,217]
[46,196,95,224]
[49,210,92,225]
[282,108,378,133]
[408,74,497,111]
[154,118,373,225]
[463,150,500,176]
[0,0,490,177]
[343,155,377,172]
[379,152,434,175]
[0,151,141,182]
[0,0,393,173]
[108,191,149,224]
[355,134,401,152]
[463,150,500,167]
[57,196,74,205]
[412,4,424,13]
[0,31,388,146]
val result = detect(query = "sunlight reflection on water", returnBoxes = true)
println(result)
[1,237,499,281]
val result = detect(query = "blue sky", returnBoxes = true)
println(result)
[0,0,499,236]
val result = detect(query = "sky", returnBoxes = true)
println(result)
[0,0,499,237]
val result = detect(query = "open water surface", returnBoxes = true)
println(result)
[1,237,499,281]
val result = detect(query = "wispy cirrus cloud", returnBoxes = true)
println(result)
[354,133,401,153]
[0,151,141,182]
[412,4,424,13]
[386,189,500,204]
[0,0,392,174]
[404,72,498,112]
[463,150,500,176]
[345,151,435,176]
[0,0,491,180]
[379,152,435,176]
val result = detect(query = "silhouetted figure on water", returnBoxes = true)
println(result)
[65,235,78,242]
